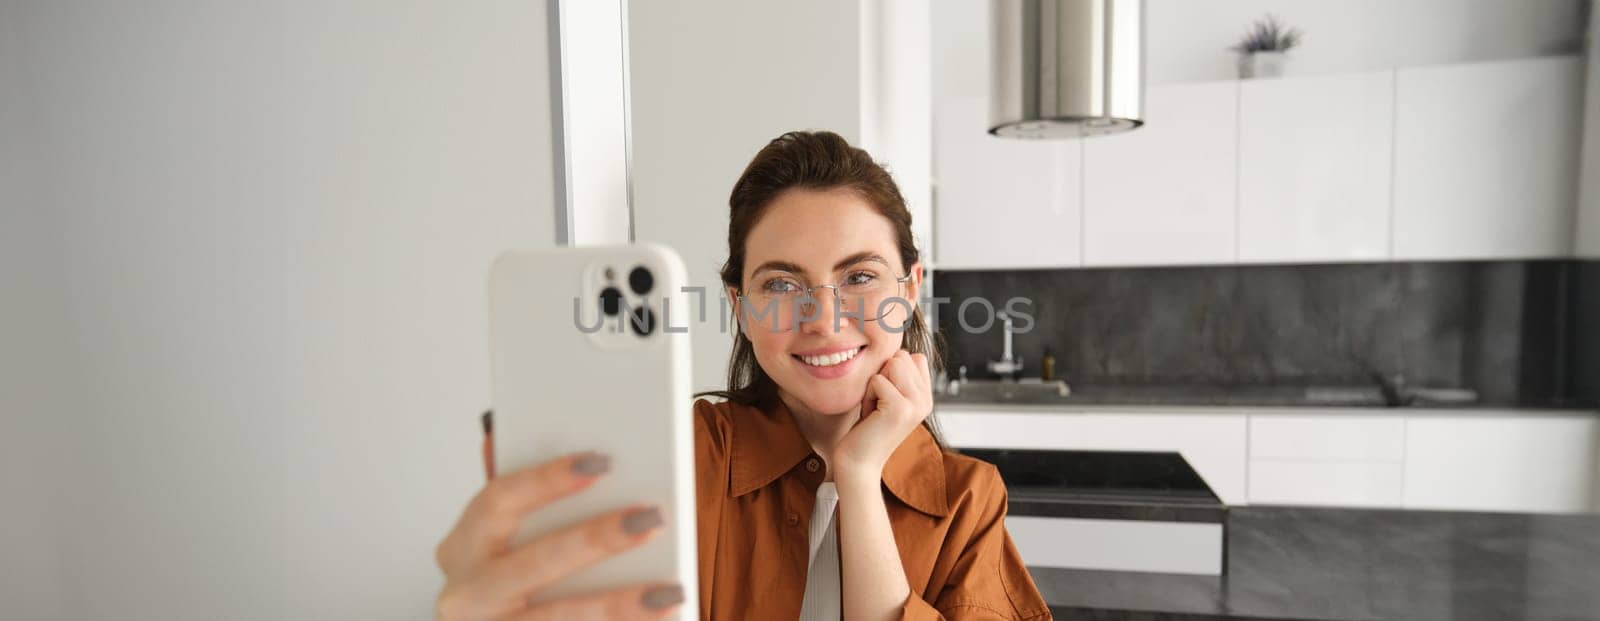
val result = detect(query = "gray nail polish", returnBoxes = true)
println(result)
[641,584,684,610]
[571,452,611,476]
[622,506,663,534]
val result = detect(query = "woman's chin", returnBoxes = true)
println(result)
[790,383,866,416]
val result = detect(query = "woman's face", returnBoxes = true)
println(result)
[731,188,922,416]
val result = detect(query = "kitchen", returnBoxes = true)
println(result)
[927,1,1600,618]
[629,0,1600,618]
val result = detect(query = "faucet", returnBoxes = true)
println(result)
[941,365,969,396]
[986,312,1024,378]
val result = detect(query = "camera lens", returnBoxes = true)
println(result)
[599,287,623,316]
[629,304,656,337]
[628,266,654,295]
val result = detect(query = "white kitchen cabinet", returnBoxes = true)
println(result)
[1248,413,1406,461]
[1082,80,1238,267]
[934,57,1587,270]
[1392,56,1584,260]
[936,409,1249,505]
[1237,71,1394,263]
[1246,413,1407,508]
[1403,413,1599,513]
[933,96,1082,269]
[1249,461,1405,508]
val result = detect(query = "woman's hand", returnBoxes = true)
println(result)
[434,413,685,621]
[832,350,933,479]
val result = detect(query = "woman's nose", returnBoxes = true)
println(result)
[799,288,857,335]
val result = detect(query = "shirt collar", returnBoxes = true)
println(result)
[727,398,949,517]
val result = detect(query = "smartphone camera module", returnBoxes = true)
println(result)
[599,286,623,316]
[584,258,669,349]
[629,305,656,337]
[628,266,654,296]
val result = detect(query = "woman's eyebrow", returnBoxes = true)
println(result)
[750,252,889,276]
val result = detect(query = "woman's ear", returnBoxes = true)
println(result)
[724,285,744,336]
[905,262,924,307]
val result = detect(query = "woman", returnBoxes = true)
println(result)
[435,131,1051,620]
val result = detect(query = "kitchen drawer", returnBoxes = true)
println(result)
[1248,460,1404,508]
[1403,415,1599,513]
[1249,414,1405,461]
[1006,516,1225,576]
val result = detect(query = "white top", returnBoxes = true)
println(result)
[798,481,842,621]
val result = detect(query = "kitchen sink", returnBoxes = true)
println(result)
[941,378,1072,403]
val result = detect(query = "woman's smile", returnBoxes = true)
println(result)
[792,344,868,379]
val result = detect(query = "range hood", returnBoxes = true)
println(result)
[990,0,1145,139]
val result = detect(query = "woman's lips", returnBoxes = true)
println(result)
[792,345,867,380]
[792,343,866,357]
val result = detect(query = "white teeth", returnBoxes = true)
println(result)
[799,346,862,367]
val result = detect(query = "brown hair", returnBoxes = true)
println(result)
[694,130,948,450]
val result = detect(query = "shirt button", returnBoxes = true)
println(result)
[786,513,799,526]
[805,457,821,472]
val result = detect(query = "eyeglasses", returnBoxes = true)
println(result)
[739,263,915,327]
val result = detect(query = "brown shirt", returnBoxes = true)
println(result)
[692,398,1052,620]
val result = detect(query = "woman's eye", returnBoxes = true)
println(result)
[763,278,801,294]
[845,271,879,286]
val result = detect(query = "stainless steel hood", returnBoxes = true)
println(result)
[990,0,1145,139]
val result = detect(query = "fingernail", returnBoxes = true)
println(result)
[622,506,663,534]
[571,452,611,476]
[641,584,684,610]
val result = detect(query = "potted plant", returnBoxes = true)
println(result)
[1231,14,1302,79]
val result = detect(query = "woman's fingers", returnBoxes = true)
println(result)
[868,374,906,415]
[875,351,932,427]
[511,582,685,621]
[860,372,881,417]
[482,410,496,480]
[440,412,679,621]
[438,451,612,575]
[881,351,921,401]
[906,352,931,399]
[468,504,667,606]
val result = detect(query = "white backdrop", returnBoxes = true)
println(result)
[628,0,941,394]
[627,0,868,393]
[1,0,560,618]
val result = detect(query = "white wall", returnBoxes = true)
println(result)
[4,1,559,618]
[628,0,865,392]
[1145,0,1586,84]
[934,0,1585,102]
[0,2,69,617]
[1579,5,1600,259]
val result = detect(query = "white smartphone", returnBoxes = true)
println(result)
[488,243,697,612]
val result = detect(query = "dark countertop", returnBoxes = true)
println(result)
[934,382,1598,411]
[943,383,1391,408]
[1030,506,1600,620]
[961,448,1228,524]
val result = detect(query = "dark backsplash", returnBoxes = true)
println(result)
[932,261,1594,407]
